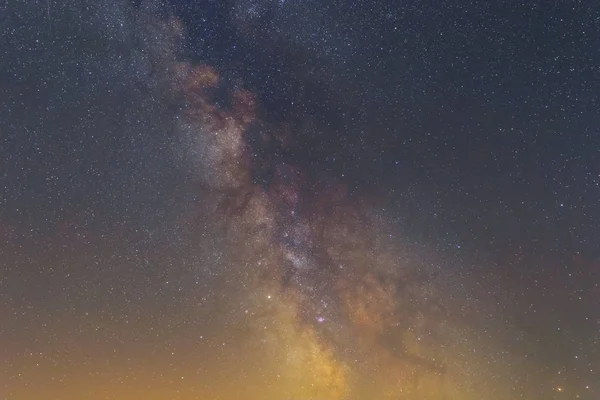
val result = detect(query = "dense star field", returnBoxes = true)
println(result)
[1,1,599,399]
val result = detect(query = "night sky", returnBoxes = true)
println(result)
[1,1,599,399]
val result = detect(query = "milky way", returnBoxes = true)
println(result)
[2,1,599,399]
[160,17,523,399]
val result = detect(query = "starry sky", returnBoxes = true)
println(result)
[1,0,599,399]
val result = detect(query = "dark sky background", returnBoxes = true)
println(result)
[1,1,599,399]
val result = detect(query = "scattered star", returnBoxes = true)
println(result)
[1,1,599,399]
